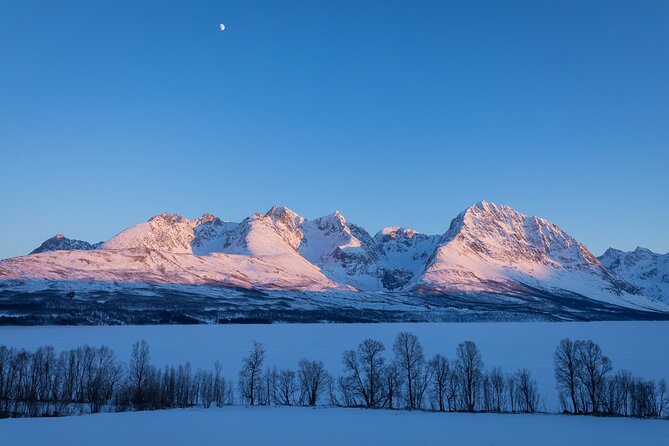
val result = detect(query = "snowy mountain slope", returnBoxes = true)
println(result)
[221,206,305,256]
[190,214,238,256]
[299,212,382,290]
[0,201,667,315]
[0,248,340,291]
[374,227,440,290]
[102,213,198,254]
[599,247,669,302]
[2,209,340,291]
[297,213,440,291]
[102,212,238,256]
[415,201,663,311]
[30,234,103,254]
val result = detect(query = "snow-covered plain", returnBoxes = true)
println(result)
[1,406,668,446]
[1,321,668,410]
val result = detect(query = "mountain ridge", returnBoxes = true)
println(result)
[1,201,667,314]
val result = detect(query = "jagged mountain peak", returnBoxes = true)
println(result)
[102,213,196,253]
[599,247,669,302]
[30,234,102,255]
[219,206,305,256]
[462,201,526,225]
[264,205,305,228]
[147,212,188,224]
[375,226,418,240]
[416,201,647,306]
[196,213,220,224]
[602,247,623,257]
[312,210,348,232]
[445,201,601,269]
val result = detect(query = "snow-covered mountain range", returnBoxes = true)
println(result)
[599,247,669,303]
[1,201,667,315]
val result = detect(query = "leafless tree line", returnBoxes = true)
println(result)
[0,333,665,420]
[334,333,542,413]
[236,341,331,407]
[235,332,542,414]
[0,341,234,418]
[554,338,667,417]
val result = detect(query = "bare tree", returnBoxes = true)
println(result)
[341,350,363,407]
[359,339,386,408]
[602,369,632,416]
[337,375,358,407]
[393,332,425,409]
[630,377,659,417]
[456,341,484,412]
[515,369,541,413]
[446,364,460,411]
[414,361,434,409]
[275,369,297,405]
[129,340,152,408]
[238,341,265,406]
[196,369,215,408]
[554,338,581,414]
[87,346,121,413]
[657,378,667,418]
[0,346,11,417]
[506,373,517,413]
[213,360,224,407]
[429,354,449,412]
[489,367,506,413]
[575,340,611,415]
[298,359,328,406]
[342,339,386,408]
[383,362,403,409]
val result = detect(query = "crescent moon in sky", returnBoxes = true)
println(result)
[220,24,225,31]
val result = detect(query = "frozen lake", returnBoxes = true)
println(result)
[1,321,668,410]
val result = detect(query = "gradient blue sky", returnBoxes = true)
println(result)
[1,0,668,259]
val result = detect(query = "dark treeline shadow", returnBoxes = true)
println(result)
[0,333,666,419]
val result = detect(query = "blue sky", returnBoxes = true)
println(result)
[1,0,668,259]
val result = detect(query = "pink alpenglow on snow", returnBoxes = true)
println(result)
[0,202,667,313]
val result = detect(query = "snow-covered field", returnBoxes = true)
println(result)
[1,406,668,446]
[1,321,668,410]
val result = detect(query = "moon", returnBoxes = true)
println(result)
[219,24,225,31]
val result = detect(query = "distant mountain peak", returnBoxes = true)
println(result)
[599,247,669,302]
[264,205,304,227]
[416,200,642,302]
[30,234,102,255]
[148,212,186,224]
[197,213,219,224]
[318,210,347,228]
[464,200,522,220]
[376,226,418,240]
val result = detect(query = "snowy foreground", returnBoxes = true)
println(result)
[2,406,668,446]
[1,321,668,410]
